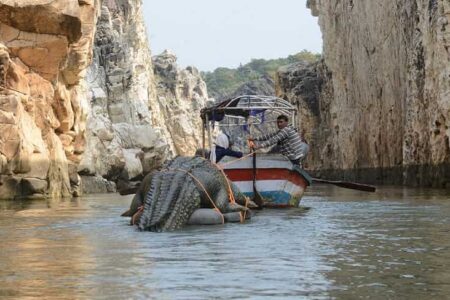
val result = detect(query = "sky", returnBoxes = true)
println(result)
[142,0,322,72]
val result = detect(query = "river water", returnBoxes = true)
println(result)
[0,186,449,299]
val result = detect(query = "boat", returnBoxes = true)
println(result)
[200,95,312,208]
[219,153,311,207]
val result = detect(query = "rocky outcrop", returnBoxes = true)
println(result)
[209,75,275,102]
[276,61,331,170]
[277,0,450,187]
[0,0,210,199]
[226,75,275,100]
[0,0,100,199]
[80,0,169,194]
[80,2,208,193]
[152,50,208,156]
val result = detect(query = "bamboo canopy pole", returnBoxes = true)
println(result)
[201,118,206,158]
[206,114,212,150]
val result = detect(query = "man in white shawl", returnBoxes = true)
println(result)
[210,131,243,163]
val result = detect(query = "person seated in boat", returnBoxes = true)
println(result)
[248,114,309,166]
[210,131,243,163]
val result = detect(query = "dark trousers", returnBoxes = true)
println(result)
[215,146,243,163]
[290,158,301,166]
[291,158,306,169]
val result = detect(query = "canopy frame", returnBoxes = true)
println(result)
[200,95,298,151]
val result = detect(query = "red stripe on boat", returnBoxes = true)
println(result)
[224,168,307,187]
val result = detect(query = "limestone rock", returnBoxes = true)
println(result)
[82,1,208,194]
[0,0,82,42]
[0,153,6,173]
[0,0,211,198]
[0,175,20,199]
[81,175,116,194]
[277,0,450,187]
[0,0,100,200]
[81,0,169,193]
[153,50,208,156]
[212,74,276,102]
[122,149,143,181]
[227,75,275,100]
[20,178,48,195]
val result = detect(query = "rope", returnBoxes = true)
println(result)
[213,164,236,204]
[165,167,225,224]
[242,196,250,223]
[206,141,260,223]
[131,205,144,225]
[218,151,254,167]
[155,154,258,226]
[212,150,258,223]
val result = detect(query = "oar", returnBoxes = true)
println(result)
[312,178,376,192]
[251,147,265,208]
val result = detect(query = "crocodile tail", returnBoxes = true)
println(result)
[151,170,187,230]
[158,157,204,230]
[162,176,201,231]
[138,171,159,231]
[146,170,173,228]
[138,157,205,231]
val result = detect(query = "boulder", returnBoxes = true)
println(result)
[20,178,48,195]
[81,175,116,194]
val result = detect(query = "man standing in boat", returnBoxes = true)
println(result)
[248,114,309,166]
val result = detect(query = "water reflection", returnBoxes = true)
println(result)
[0,188,449,299]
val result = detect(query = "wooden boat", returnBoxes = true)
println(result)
[201,95,312,207]
[219,153,312,207]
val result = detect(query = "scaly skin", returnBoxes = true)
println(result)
[122,156,256,232]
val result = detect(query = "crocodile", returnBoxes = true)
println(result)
[121,156,256,231]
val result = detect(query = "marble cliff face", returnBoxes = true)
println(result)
[79,0,168,194]
[0,0,208,199]
[0,0,100,199]
[80,1,207,194]
[277,0,450,187]
[152,50,208,156]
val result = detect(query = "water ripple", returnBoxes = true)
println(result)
[0,186,449,299]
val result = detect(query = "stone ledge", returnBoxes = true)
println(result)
[0,1,82,43]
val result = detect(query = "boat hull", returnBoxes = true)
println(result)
[219,154,310,207]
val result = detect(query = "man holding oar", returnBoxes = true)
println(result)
[248,114,309,167]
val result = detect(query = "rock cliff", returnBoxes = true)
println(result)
[152,50,208,156]
[79,0,169,194]
[226,75,275,100]
[0,0,209,199]
[80,2,207,194]
[277,0,450,187]
[0,0,100,199]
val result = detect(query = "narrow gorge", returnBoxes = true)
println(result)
[0,0,448,200]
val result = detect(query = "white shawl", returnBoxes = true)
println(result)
[210,132,229,163]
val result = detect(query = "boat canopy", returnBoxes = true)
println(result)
[200,95,298,153]
[200,95,297,123]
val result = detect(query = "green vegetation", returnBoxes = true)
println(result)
[202,50,321,99]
